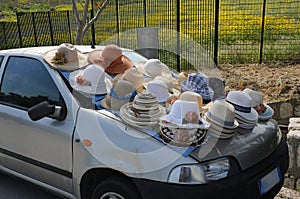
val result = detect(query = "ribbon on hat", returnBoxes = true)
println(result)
[110,88,137,100]
[226,100,251,113]
[206,111,234,127]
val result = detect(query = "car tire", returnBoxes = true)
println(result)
[92,176,141,199]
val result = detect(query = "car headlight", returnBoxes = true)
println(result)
[168,158,233,184]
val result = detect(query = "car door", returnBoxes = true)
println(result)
[0,55,76,193]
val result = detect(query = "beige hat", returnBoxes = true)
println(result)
[121,68,145,93]
[101,80,137,110]
[43,43,88,71]
[87,44,133,75]
[135,59,172,79]
[179,91,203,111]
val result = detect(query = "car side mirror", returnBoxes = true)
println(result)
[28,101,65,121]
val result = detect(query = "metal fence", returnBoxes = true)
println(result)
[0,0,299,70]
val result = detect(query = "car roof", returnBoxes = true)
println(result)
[0,45,135,55]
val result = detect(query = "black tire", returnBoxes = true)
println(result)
[92,176,142,199]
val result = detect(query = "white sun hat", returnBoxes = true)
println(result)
[226,90,258,122]
[69,64,112,95]
[146,79,171,103]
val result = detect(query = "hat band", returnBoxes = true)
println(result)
[227,100,251,113]
[110,88,137,100]
[206,111,234,127]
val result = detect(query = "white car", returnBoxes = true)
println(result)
[0,45,288,199]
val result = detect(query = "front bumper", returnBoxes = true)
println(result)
[132,138,288,199]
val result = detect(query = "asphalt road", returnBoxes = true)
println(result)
[0,172,63,199]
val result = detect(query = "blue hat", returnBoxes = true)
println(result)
[181,73,214,102]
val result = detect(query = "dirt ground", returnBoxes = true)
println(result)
[218,63,300,103]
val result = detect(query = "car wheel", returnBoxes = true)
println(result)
[92,176,141,199]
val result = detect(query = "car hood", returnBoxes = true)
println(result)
[190,119,281,170]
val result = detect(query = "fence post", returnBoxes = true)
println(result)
[259,0,267,64]
[48,11,54,46]
[67,11,72,44]
[32,12,38,46]
[91,0,96,46]
[143,0,147,27]
[214,0,220,67]
[16,12,23,48]
[176,0,180,72]
[115,0,120,45]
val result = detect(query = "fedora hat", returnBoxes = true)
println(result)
[101,80,137,110]
[181,73,214,103]
[243,88,274,120]
[69,64,112,95]
[226,90,258,122]
[179,91,203,111]
[135,59,172,79]
[43,43,88,71]
[146,79,171,103]
[119,92,166,129]
[87,44,133,75]
[160,100,210,129]
[204,100,238,139]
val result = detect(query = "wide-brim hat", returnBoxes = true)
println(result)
[135,59,172,79]
[43,43,88,71]
[69,65,112,95]
[87,49,133,75]
[119,92,166,129]
[226,91,258,122]
[146,79,171,103]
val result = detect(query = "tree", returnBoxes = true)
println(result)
[72,0,109,45]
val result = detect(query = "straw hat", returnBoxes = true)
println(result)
[181,73,214,103]
[43,43,88,71]
[87,44,133,75]
[101,80,137,110]
[69,64,112,95]
[204,100,238,139]
[135,59,172,79]
[119,92,166,129]
[119,68,145,93]
[154,75,180,96]
[226,91,258,122]
[243,88,274,120]
[179,91,203,111]
[146,79,171,103]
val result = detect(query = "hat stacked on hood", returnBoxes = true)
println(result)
[243,88,274,120]
[87,44,133,75]
[204,100,239,139]
[135,59,172,80]
[146,79,171,103]
[69,64,112,95]
[159,100,210,147]
[101,80,137,110]
[181,73,214,104]
[226,91,258,134]
[43,43,88,71]
[112,68,145,93]
[120,92,166,129]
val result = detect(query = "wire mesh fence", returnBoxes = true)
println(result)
[0,0,299,69]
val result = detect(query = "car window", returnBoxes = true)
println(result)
[0,56,62,109]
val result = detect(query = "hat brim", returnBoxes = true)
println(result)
[258,104,274,120]
[105,55,133,75]
[119,102,165,129]
[43,48,88,71]
[159,116,210,130]
[207,126,236,139]
[69,69,112,95]
[135,61,172,79]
